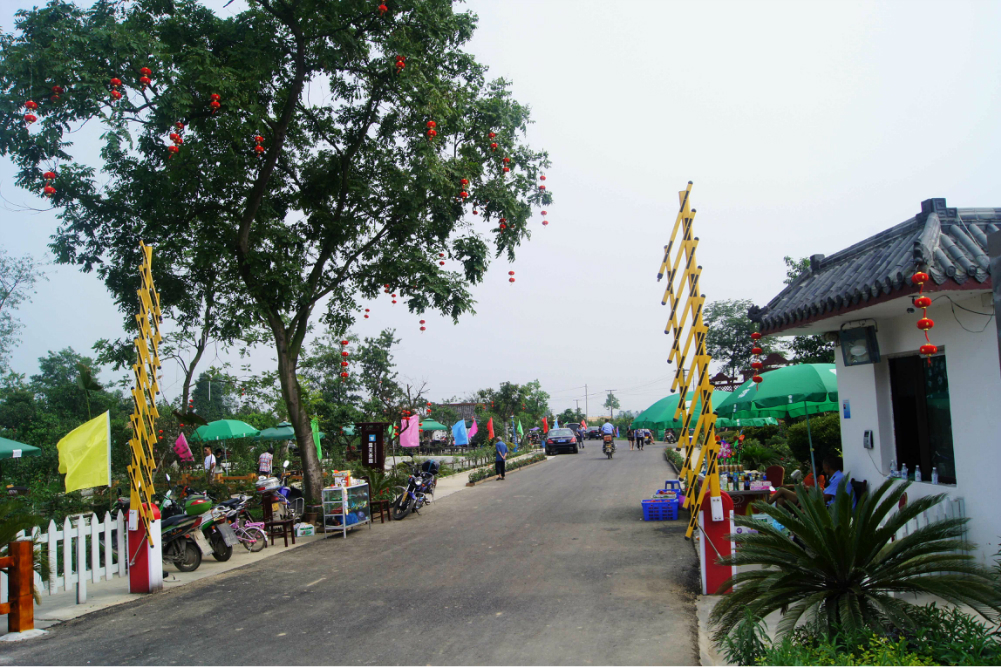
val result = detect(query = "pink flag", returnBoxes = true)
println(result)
[400,415,421,448]
[173,432,194,462]
[468,418,479,440]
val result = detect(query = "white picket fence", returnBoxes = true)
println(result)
[1,511,129,606]
[893,495,967,545]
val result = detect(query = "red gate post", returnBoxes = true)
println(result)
[8,540,34,632]
[128,503,162,594]
[699,491,736,595]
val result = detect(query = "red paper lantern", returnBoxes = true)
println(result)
[439,253,444,257]
[499,224,506,230]
[540,175,546,181]
[210,93,221,101]
[179,424,185,428]
[911,271,929,286]
[427,129,437,138]
[542,220,548,226]
[51,86,64,100]
[488,132,496,139]
[158,429,163,434]
[342,351,349,357]
[751,361,763,370]
[508,271,514,275]
[341,372,349,378]
[254,135,264,143]
[541,210,547,215]
[43,171,56,181]
[109,78,122,88]
[427,402,432,406]
[176,122,185,131]
[502,167,509,173]
[364,314,369,319]
[461,191,469,198]
[110,90,122,101]
[500,218,506,223]
[490,142,498,151]
[209,100,220,112]
[140,67,152,77]
[384,284,390,288]
[341,361,348,367]
[139,76,151,89]
[340,339,349,346]
[168,145,179,157]
[752,375,763,384]
[914,296,931,308]
[502,157,511,164]
[509,277,515,283]
[391,293,397,297]
[919,343,938,356]
[24,113,37,124]
[255,145,265,154]
[751,346,762,355]
[426,120,437,129]
[472,209,478,215]
[25,100,38,110]
[365,308,370,312]
[751,332,762,340]
[392,299,397,304]
[539,185,546,190]
[378,3,388,15]
[460,178,468,186]
[420,320,426,324]
[43,185,56,197]
[439,261,445,266]
[917,318,934,331]
[420,326,426,332]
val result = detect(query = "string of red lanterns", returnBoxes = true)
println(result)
[50,85,64,102]
[209,93,221,114]
[750,332,764,386]
[109,77,122,102]
[541,209,548,226]
[340,339,350,380]
[23,99,38,125]
[395,55,406,73]
[912,271,937,362]
[508,270,515,284]
[139,66,153,91]
[42,169,56,198]
[254,134,265,156]
[419,319,426,333]
[426,120,437,140]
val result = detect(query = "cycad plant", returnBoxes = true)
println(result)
[711,478,1000,642]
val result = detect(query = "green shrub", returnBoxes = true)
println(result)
[711,479,999,641]
[786,412,841,464]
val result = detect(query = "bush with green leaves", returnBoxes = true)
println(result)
[467,452,545,483]
[786,412,841,464]
[711,478,999,643]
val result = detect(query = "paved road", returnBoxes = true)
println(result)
[2,442,698,665]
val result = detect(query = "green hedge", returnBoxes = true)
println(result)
[786,412,842,465]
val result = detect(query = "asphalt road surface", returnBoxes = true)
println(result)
[2,441,699,665]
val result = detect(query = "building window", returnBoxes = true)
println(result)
[889,354,956,484]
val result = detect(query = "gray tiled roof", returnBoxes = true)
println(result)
[750,198,1000,334]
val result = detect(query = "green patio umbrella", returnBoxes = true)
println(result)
[714,363,838,482]
[420,420,448,431]
[256,421,326,441]
[191,419,261,442]
[632,390,732,431]
[0,436,42,483]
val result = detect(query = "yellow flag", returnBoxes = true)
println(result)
[58,411,111,493]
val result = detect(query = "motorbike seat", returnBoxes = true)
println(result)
[161,514,193,528]
[217,498,242,508]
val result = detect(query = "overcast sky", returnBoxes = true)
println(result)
[2,0,999,416]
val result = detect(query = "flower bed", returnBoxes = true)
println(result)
[467,452,547,484]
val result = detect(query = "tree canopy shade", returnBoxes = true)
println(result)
[0,0,552,503]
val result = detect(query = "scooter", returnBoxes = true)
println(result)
[255,460,305,522]
[160,482,236,562]
[603,435,615,459]
[116,477,205,572]
[391,461,438,520]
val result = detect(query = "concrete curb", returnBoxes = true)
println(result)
[465,456,550,486]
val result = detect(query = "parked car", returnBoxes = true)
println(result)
[545,428,579,455]
[586,427,602,440]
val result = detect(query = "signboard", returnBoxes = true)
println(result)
[355,422,387,471]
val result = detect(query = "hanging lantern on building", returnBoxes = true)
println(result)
[912,271,938,361]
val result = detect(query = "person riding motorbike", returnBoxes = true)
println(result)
[601,419,616,455]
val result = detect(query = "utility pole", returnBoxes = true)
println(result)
[584,384,588,421]
[605,389,617,421]
[574,399,580,417]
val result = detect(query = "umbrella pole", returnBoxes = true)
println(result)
[804,400,818,485]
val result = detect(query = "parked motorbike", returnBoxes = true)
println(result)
[391,461,439,520]
[116,477,204,572]
[255,460,305,522]
[160,482,235,562]
[603,435,615,459]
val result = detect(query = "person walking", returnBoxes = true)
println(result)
[202,446,216,478]
[494,436,508,481]
[627,428,635,451]
[258,446,275,477]
[637,429,646,451]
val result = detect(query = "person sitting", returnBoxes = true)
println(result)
[768,457,840,508]
[821,455,844,505]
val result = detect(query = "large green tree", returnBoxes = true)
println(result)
[0,0,551,503]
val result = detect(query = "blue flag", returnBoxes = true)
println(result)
[452,419,469,445]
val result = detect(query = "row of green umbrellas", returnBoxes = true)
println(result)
[632,363,839,480]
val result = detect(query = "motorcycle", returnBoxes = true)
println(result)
[116,477,205,572]
[256,460,305,522]
[160,483,236,562]
[603,434,615,459]
[391,461,439,520]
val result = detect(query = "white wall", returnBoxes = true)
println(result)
[834,293,1001,564]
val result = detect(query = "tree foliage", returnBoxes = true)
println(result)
[0,249,45,374]
[0,0,552,503]
[705,298,780,378]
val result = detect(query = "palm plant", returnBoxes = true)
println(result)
[711,478,1000,642]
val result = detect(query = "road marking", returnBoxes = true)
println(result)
[277,632,287,637]
[305,577,326,587]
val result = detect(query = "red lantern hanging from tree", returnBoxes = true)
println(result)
[488,132,496,139]
[460,178,468,186]
[750,331,764,389]
[50,85,64,102]
[490,142,498,151]
[539,185,546,191]
[254,134,265,156]
[139,67,153,90]
[378,3,388,16]
[209,93,221,113]
[911,271,938,362]
[395,55,406,72]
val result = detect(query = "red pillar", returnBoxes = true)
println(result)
[699,491,735,595]
[128,504,163,594]
[8,540,34,633]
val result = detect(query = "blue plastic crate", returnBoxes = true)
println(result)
[664,480,683,491]
[642,498,679,521]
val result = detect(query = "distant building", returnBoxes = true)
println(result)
[751,198,1000,563]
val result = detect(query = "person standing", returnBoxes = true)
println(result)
[495,436,508,481]
[627,428,635,451]
[202,446,216,476]
[637,429,646,451]
[258,446,275,477]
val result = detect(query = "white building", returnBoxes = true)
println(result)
[750,198,1000,564]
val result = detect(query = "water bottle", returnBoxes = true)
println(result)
[931,467,939,485]
[900,463,908,480]
[889,458,897,478]
[914,468,921,483]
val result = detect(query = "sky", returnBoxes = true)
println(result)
[2,0,1000,417]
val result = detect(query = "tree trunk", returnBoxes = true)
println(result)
[273,327,323,505]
